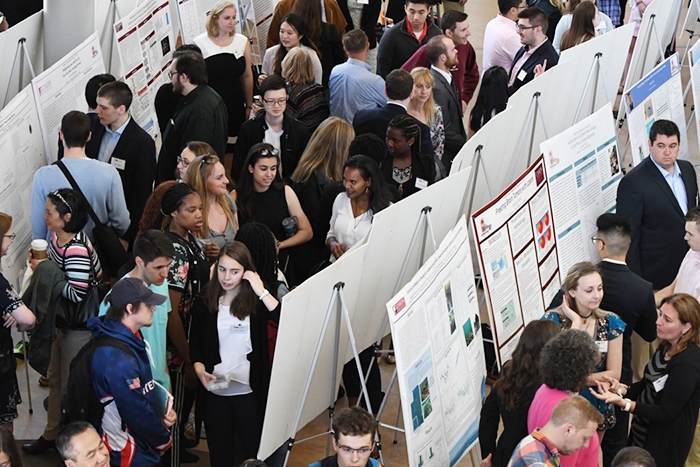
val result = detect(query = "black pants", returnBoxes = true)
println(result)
[205,391,261,467]
[602,405,630,467]
[342,346,383,412]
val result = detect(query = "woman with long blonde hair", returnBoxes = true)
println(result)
[408,68,445,166]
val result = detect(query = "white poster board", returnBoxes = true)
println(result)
[623,53,686,167]
[176,0,219,44]
[540,103,621,275]
[471,155,560,367]
[386,218,485,467]
[0,11,44,109]
[0,86,47,282]
[689,39,700,157]
[114,0,175,138]
[31,32,106,163]
[238,0,274,65]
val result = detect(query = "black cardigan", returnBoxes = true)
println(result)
[628,344,700,467]
[189,296,281,423]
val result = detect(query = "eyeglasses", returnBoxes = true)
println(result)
[3,233,16,240]
[515,23,538,31]
[262,97,287,106]
[259,148,280,157]
[168,70,179,79]
[177,155,192,167]
[590,236,605,246]
[51,190,73,213]
[337,444,374,455]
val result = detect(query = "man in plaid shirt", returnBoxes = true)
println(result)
[508,396,603,467]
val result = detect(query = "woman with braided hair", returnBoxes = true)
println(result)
[382,114,436,201]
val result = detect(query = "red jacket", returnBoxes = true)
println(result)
[401,42,480,110]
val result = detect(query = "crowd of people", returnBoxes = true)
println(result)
[0,0,683,465]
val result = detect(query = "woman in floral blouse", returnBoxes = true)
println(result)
[543,261,625,434]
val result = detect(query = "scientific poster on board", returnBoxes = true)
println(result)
[623,53,686,166]
[114,0,175,138]
[176,0,218,45]
[0,86,46,282]
[540,103,621,276]
[31,33,105,163]
[386,217,486,467]
[471,155,560,367]
[688,40,700,158]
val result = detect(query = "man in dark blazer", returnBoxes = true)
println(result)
[426,35,467,171]
[617,119,699,290]
[507,7,559,96]
[88,81,156,246]
[353,69,434,159]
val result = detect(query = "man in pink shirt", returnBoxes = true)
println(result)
[483,0,526,72]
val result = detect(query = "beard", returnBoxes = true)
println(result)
[446,55,459,69]
[172,79,184,95]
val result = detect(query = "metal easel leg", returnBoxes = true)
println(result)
[22,332,32,414]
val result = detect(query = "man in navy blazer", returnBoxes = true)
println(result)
[507,7,559,96]
[87,81,156,246]
[616,119,699,290]
[353,69,435,159]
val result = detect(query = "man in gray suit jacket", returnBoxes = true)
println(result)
[427,35,467,171]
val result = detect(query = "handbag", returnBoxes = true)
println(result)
[56,161,130,277]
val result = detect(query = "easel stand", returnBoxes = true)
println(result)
[572,52,612,125]
[4,38,37,106]
[281,282,379,467]
[21,332,33,414]
[679,0,700,67]
[509,92,549,183]
[101,0,121,73]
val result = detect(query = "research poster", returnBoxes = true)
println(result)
[623,53,686,166]
[540,103,621,275]
[0,86,47,282]
[176,0,217,44]
[387,218,486,467]
[114,0,175,138]
[32,33,106,163]
[688,40,700,157]
[472,155,560,367]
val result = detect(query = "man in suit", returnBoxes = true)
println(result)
[616,119,699,290]
[89,81,156,246]
[353,69,434,159]
[507,7,559,96]
[426,35,467,171]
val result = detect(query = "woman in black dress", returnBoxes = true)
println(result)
[0,212,35,432]
[194,0,254,152]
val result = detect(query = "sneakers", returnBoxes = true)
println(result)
[22,436,56,455]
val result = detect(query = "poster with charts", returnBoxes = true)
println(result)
[623,53,686,167]
[114,0,175,138]
[386,217,486,467]
[688,40,700,159]
[0,86,47,283]
[540,103,621,276]
[31,33,105,163]
[471,155,560,367]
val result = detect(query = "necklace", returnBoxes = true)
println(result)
[580,312,594,325]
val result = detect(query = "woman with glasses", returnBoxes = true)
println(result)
[183,154,239,251]
[194,1,254,154]
[176,141,216,181]
[0,213,35,433]
[234,75,311,184]
[234,142,312,286]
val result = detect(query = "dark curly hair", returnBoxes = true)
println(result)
[539,329,599,392]
[494,320,560,411]
[138,181,177,235]
[235,222,278,295]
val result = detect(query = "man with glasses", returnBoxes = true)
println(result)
[233,75,311,183]
[156,51,228,183]
[507,7,558,96]
[483,0,526,73]
[309,407,380,467]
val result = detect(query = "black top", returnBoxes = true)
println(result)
[154,83,183,135]
[239,185,290,243]
[205,52,247,138]
[318,23,346,88]
[0,273,23,374]
[381,151,435,201]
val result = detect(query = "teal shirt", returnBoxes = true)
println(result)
[99,274,172,391]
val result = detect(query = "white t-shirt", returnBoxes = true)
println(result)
[264,126,284,154]
[211,303,253,396]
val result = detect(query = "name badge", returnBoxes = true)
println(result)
[653,374,668,392]
[111,157,126,170]
[358,0,369,5]
[595,340,608,353]
[230,324,247,334]
[415,178,428,190]
[517,70,527,81]
[234,48,244,59]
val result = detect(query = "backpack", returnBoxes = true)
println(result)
[62,335,134,430]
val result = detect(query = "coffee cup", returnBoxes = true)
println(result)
[31,239,48,260]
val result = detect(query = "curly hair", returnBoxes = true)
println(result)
[494,320,560,411]
[158,183,200,231]
[235,222,278,294]
[539,329,599,392]
[138,181,177,235]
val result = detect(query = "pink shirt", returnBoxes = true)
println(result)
[675,249,700,299]
[507,39,546,87]
[528,385,600,467]
[483,14,522,73]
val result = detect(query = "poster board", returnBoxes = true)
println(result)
[689,39,700,157]
[238,0,273,65]
[386,217,485,467]
[0,11,44,109]
[471,155,559,367]
[31,32,106,163]
[623,53,686,167]
[540,103,621,275]
[114,0,175,138]
[0,86,47,282]
[176,0,217,44]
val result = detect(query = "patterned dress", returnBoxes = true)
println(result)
[0,272,23,424]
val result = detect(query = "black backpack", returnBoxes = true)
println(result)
[62,335,134,430]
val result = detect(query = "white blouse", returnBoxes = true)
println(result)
[326,192,373,262]
[261,44,323,85]
[193,32,248,59]
[210,303,252,396]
